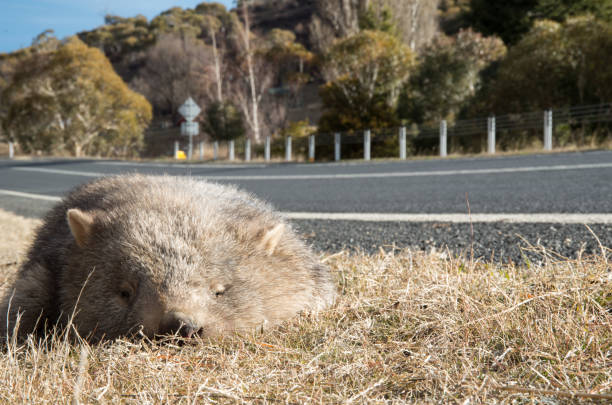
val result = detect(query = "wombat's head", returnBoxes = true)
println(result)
[61,204,327,341]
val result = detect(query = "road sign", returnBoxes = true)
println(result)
[178,97,201,122]
[181,121,199,136]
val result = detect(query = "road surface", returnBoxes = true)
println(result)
[1,150,610,263]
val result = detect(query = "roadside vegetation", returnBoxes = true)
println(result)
[0,209,610,402]
[1,1,611,158]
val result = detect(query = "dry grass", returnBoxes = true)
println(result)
[0,210,40,287]
[0,209,610,403]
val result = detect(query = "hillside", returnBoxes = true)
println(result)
[2,0,610,158]
[243,0,317,48]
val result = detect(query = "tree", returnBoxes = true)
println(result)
[130,34,215,119]
[468,0,612,45]
[201,14,226,103]
[78,14,154,65]
[439,0,472,34]
[398,29,506,124]
[468,0,536,45]
[204,101,245,141]
[483,16,612,113]
[229,5,307,142]
[318,30,415,132]
[196,3,236,103]
[374,0,440,50]
[536,0,612,23]
[149,7,206,38]
[309,0,439,51]
[309,0,364,51]
[256,29,314,136]
[2,37,152,157]
[0,31,60,145]
[234,2,264,142]
[359,3,396,33]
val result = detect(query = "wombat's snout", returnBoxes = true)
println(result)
[159,312,203,338]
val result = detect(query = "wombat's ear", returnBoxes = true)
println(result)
[257,223,285,255]
[67,208,95,248]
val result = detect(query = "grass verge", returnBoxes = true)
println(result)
[0,209,610,403]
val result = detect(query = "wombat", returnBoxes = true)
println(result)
[0,174,336,340]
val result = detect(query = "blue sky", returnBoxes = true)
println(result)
[0,0,234,53]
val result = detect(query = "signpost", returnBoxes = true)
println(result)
[178,97,201,160]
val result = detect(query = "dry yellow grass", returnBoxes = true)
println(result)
[0,209,610,403]
[0,210,40,287]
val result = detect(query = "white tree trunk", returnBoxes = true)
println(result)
[210,27,224,103]
[241,2,262,143]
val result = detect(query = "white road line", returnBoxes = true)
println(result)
[0,188,610,223]
[94,161,266,169]
[12,162,612,180]
[0,189,61,202]
[13,167,103,177]
[199,163,612,180]
[282,212,612,224]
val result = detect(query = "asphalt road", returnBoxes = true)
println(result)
[1,151,611,264]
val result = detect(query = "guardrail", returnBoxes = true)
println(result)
[166,103,611,162]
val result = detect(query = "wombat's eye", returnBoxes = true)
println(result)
[118,282,135,302]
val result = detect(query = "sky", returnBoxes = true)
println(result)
[0,0,234,53]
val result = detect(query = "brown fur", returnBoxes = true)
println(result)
[0,175,336,340]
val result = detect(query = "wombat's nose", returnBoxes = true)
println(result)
[161,312,202,338]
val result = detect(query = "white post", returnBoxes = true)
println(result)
[188,134,193,160]
[264,136,271,162]
[245,138,251,161]
[229,140,235,161]
[334,133,341,162]
[364,130,371,161]
[440,120,448,157]
[285,136,292,162]
[213,141,219,160]
[174,141,179,159]
[308,135,315,162]
[487,116,496,154]
[399,127,407,160]
[199,141,204,160]
[544,110,553,151]
[8,141,14,159]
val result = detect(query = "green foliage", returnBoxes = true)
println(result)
[78,3,235,66]
[439,0,472,34]
[195,2,235,35]
[195,2,229,18]
[469,0,612,45]
[204,101,245,141]
[319,30,415,132]
[262,29,313,63]
[468,0,536,45]
[399,29,506,124]
[280,120,316,139]
[260,29,314,85]
[150,7,205,38]
[536,0,612,22]
[79,15,154,63]
[359,5,396,34]
[483,16,612,113]
[2,37,152,157]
